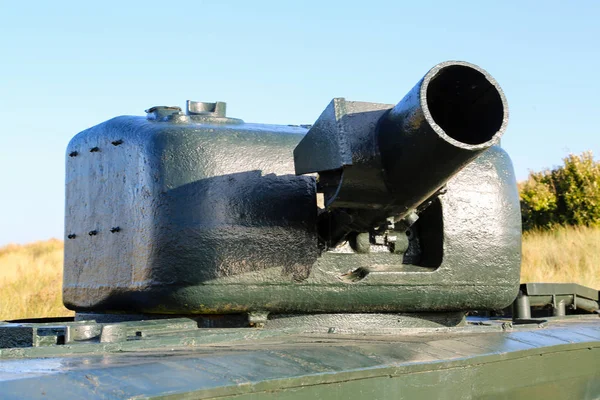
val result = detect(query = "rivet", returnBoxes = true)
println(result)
[88,230,98,236]
[111,139,123,146]
[67,234,77,239]
[90,147,100,152]
[110,227,121,233]
[69,151,78,157]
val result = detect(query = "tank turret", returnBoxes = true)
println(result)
[61,61,520,317]
[2,61,599,400]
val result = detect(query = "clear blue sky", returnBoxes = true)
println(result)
[1,1,598,245]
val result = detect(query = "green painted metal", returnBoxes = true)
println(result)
[523,283,599,300]
[62,61,521,315]
[294,62,508,247]
[3,60,599,398]
[0,316,599,398]
[513,283,600,318]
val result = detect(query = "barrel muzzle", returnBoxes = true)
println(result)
[420,61,506,148]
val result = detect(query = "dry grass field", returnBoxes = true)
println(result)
[0,239,73,320]
[520,225,600,290]
[0,227,598,320]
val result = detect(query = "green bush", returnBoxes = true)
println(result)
[520,151,600,231]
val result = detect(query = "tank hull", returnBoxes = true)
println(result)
[1,315,599,399]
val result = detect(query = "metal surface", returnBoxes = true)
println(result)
[294,61,508,246]
[64,114,319,313]
[523,283,599,301]
[0,316,599,399]
[186,100,226,117]
[63,145,522,314]
[553,300,566,317]
[513,283,600,318]
[514,291,532,319]
[3,60,600,399]
[63,61,521,315]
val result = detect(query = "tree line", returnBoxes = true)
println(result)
[519,151,600,231]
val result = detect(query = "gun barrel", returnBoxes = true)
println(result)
[293,61,508,246]
[378,61,508,216]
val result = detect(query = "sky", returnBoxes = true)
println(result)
[0,1,599,245]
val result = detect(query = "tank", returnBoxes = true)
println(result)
[0,61,599,399]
